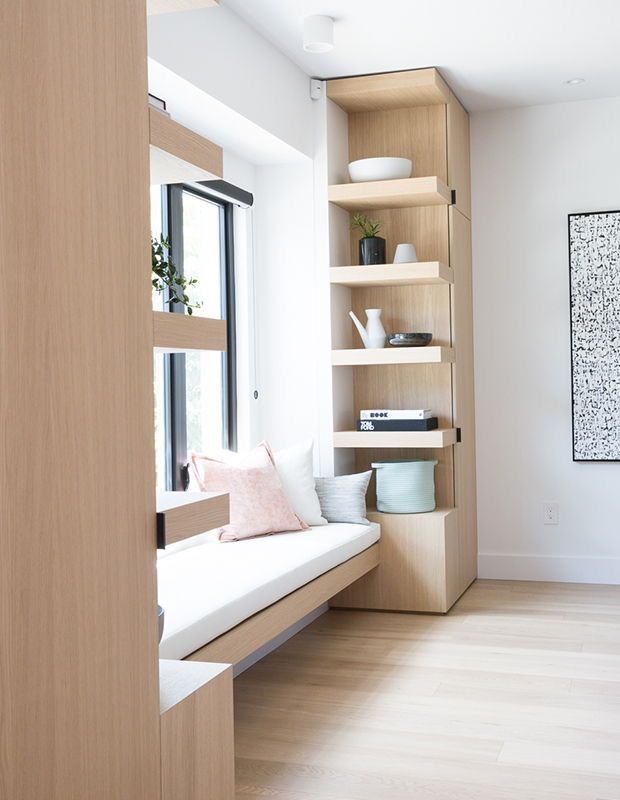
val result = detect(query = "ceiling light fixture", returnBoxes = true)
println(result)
[564,77,585,85]
[303,15,334,53]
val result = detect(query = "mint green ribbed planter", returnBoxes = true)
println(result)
[372,459,438,513]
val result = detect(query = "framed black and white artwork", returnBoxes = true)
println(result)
[568,210,620,461]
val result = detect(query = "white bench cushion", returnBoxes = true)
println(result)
[158,522,380,660]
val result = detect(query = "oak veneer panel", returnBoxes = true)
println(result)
[350,356,453,506]
[334,429,457,448]
[0,2,160,797]
[330,509,458,612]
[348,104,448,182]
[160,661,234,800]
[148,0,218,13]
[187,545,380,665]
[350,205,450,267]
[153,311,227,352]
[351,283,452,346]
[449,207,478,596]
[330,261,454,287]
[149,108,222,185]
[156,491,229,546]
[447,92,472,220]
[329,176,451,211]
[332,346,454,366]
[327,68,451,112]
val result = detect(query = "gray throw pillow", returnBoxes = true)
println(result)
[314,471,372,524]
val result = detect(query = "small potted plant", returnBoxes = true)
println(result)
[351,214,386,266]
[151,235,201,314]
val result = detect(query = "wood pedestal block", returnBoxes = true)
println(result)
[160,660,235,800]
[331,508,471,613]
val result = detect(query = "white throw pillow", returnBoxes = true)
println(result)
[314,471,371,524]
[273,439,327,526]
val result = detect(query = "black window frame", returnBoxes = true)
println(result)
[157,182,237,491]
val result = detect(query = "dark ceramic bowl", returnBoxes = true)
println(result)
[388,332,432,347]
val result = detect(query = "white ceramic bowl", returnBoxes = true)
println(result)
[348,157,412,183]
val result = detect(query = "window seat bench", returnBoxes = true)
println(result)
[158,523,380,664]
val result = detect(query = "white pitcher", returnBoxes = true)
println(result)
[349,308,386,349]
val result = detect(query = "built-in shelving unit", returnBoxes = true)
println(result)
[149,107,223,185]
[330,261,453,287]
[325,67,477,614]
[156,491,229,548]
[332,346,454,366]
[333,429,457,449]
[329,176,452,211]
[153,310,227,353]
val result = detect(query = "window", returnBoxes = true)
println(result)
[153,183,237,491]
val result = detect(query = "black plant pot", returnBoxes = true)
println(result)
[359,236,386,266]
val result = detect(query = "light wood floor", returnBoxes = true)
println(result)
[234,579,620,799]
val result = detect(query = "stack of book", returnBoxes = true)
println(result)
[356,409,438,431]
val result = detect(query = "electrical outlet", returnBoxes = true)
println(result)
[543,502,559,525]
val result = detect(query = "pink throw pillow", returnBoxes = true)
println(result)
[190,442,309,541]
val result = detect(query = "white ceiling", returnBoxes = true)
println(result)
[221,0,620,112]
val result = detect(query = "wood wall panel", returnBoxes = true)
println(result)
[350,205,449,269]
[447,92,472,220]
[449,207,478,595]
[351,285,452,346]
[348,105,448,180]
[0,2,160,797]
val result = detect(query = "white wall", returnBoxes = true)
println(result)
[148,5,314,158]
[148,8,323,464]
[471,96,620,584]
[251,159,322,462]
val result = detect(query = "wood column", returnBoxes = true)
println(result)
[0,2,161,797]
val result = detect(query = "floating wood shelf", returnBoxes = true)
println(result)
[156,491,229,548]
[327,68,450,113]
[330,261,453,287]
[333,428,457,448]
[148,0,219,14]
[153,311,227,353]
[328,176,452,211]
[368,507,455,522]
[149,107,223,185]
[331,346,454,366]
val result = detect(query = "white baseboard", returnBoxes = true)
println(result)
[478,553,620,585]
[233,603,329,677]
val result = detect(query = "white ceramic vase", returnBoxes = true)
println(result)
[393,243,418,263]
[349,308,386,349]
